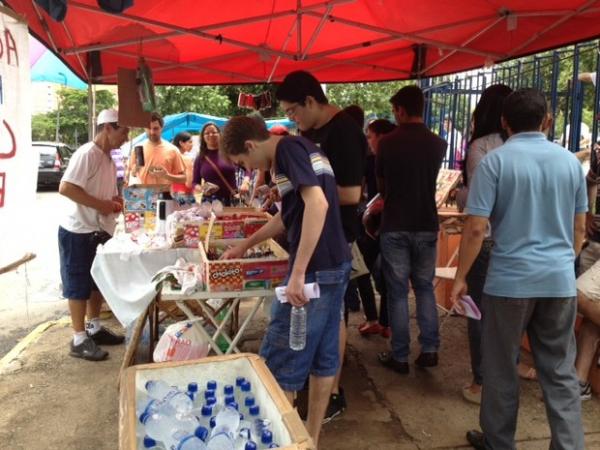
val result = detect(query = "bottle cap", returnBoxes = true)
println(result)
[206,396,217,406]
[245,441,258,450]
[241,381,252,392]
[187,382,198,393]
[143,436,156,448]
[194,426,209,442]
[249,405,260,416]
[224,384,234,395]
[261,430,273,444]
[209,416,217,428]
[228,401,239,410]
[236,376,246,387]
[206,380,217,390]
[225,395,236,405]
[201,405,213,417]
[204,389,216,400]
[244,396,255,407]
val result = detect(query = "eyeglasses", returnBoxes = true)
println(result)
[284,103,301,118]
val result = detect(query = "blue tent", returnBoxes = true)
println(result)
[129,112,294,146]
[30,36,87,90]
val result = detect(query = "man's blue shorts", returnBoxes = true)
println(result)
[58,226,110,300]
[259,261,351,392]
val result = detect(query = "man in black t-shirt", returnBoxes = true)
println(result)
[376,85,447,374]
[276,70,367,421]
[221,117,351,447]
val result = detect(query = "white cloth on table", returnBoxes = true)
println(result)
[91,239,200,327]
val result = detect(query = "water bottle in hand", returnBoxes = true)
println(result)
[289,306,307,351]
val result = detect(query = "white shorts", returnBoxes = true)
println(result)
[576,241,600,303]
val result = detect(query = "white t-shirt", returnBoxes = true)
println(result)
[60,142,118,235]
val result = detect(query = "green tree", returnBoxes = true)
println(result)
[156,86,232,117]
[31,87,115,146]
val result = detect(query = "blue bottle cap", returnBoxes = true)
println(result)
[249,405,260,416]
[241,381,252,392]
[139,412,148,424]
[143,436,156,448]
[201,404,213,417]
[206,380,217,390]
[236,376,246,386]
[244,396,255,407]
[207,396,217,406]
[224,384,234,395]
[245,440,258,450]
[261,429,273,444]
[239,413,245,420]
[194,425,209,442]
[204,389,216,400]
[144,380,153,391]
[187,382,198,393]
[228,401,239,410]
[225,394,236,405]
[209,416,217,428]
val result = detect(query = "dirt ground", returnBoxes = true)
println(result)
[1,302,599,450]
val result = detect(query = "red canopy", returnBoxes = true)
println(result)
[7,0,600,85]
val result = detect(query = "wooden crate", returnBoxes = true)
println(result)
[119,353,314,450]
[199,238,288,292]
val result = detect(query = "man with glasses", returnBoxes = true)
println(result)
[126,112,185,186]
[58,109,130,361]
[276,70,367,422]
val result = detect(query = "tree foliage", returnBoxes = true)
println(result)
[31,88,115,146]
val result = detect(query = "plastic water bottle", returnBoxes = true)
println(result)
[234,426,252,450]
[146,380,193,415]
[211,406,241,437]
[187,382,199,402]
[289,306,307,351]
[206,432,234,450]
[198,405,213,430]
[242,396,255,418]
[177,435,208,450]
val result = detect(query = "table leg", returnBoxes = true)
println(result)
[226,296,265,354]
[118,304,149,389]
[176,300,224,355]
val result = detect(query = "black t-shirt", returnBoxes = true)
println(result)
[364,153,378,201]
[587,147,600,242]
[302,111,367,242]
[274,136,351,273]
[376,123,446,232]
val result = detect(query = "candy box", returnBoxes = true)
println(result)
[119,353,313,449]
[199,239,288,292]
[123,184,169,233]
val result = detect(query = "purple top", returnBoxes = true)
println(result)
[192,149,237,203]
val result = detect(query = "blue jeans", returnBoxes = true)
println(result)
[380,231,440,362]
[259,261,351,392]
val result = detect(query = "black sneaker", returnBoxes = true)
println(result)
[88,326,125,346]
[69,338,108,361]
[415,352,438,368]
[377,352,409,374]
[466,430,485,450]
[580,381,592,401]
[322,388,346,424]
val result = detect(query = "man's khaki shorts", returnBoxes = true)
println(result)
[577,241,600,302]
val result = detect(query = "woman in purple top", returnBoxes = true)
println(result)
[192,122,237,205]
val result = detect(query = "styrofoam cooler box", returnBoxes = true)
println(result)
[119,353,314,449]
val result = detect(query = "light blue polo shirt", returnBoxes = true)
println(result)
[466,132,587,298]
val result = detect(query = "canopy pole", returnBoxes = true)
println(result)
[267,18,298,83]
[296,0,302,60]
[88,83,96,140]
[301,5,332,60]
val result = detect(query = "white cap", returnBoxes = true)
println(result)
[97,109,119,125]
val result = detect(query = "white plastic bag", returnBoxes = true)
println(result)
[153,320,210,362]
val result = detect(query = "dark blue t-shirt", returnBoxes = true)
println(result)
[274,136,351,273]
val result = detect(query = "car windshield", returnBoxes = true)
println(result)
[36,145,57,155]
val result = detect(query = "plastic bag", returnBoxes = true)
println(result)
[153,320,210,362]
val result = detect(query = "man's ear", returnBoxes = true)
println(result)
[245,140,257,153]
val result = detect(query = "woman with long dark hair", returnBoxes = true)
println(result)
[456,84,513,404]
[171,131,195,205]
[192,122,237,205]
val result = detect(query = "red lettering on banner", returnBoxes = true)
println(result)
[4,29,18,66]
[0,172,5,207]
[0,28,19,67]
[0,120,16,159]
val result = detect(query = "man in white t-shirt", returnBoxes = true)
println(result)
[58,109,130,361]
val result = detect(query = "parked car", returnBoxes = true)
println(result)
[35,141,74,189]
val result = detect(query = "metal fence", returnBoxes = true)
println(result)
[420,41,600,169]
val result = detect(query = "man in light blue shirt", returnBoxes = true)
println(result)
[451,88,587,450]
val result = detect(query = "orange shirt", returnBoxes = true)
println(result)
[129,140,185,185]
[172,154,194,193]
